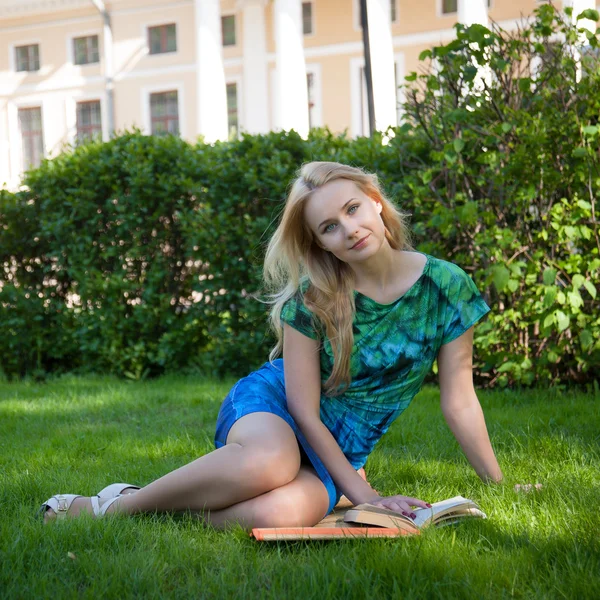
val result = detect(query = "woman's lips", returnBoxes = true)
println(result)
[351,234,370,250]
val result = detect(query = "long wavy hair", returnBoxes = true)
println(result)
[263,161,412,396]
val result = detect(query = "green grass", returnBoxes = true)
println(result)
[1,375,599,599]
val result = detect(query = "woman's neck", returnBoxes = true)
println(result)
[351,242,403,293]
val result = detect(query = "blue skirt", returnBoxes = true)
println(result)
[214,359,342,517]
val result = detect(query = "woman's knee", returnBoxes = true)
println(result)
[241,444,301,491]
[252,468,329,528]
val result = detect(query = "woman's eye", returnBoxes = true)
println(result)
[348,204,359,214]
[324,223,336,233]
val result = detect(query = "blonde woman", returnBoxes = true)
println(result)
[40,161,503,526]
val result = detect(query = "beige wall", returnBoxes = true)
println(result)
[0,0,573,188]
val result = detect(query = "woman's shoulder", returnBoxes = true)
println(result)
[423,254,473,284]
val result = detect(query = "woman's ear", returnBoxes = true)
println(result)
[370,197,383,214]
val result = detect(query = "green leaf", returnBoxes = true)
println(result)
[492,265,510,291]
[518,77,531,92]
[543,286,557,308]
[583,280,597,299]
[507,279,519,292]
[567,290,583,310]
[543,268,557,285]
[501,122,512,133]
[578,8,599,22]
[580,329,594,350]
[572,274,585,289]
[555,310,570,332]
[419,49,433,61]
[453,138,465,153]
[582,125,599,136]
[572,147,588,158]
[497,361,516,374]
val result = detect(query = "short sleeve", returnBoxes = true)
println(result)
[441,262,490,345]
[280,286,321,341]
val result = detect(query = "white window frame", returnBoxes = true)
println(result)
[65,92,108,145]
[221,11,238,48]
[302,1,316,38]
[7,96,48,178]
[141,19,181,58]
[66,29,102,67]
[9,39,42,73]
[305,62,323,128]
[225,74,243,136]
[141,82,186,137]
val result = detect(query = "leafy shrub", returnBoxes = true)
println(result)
[391,3,600,385]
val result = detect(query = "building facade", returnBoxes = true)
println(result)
[0,0,595,188]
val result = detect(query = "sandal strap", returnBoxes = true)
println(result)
[90,494,122,517]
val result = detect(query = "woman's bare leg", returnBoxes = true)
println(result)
[194,464,331,530]
[43,413,302,521]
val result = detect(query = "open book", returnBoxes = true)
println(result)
[343,496,486,535]
[250,496,486,541]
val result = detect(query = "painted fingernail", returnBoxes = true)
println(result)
[402,511,409,516]
[411,513,417,518]
[426,503,432,508]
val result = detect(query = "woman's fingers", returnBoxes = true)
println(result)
[404,497,431,509]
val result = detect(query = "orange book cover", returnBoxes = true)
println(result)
[250,526,418,541]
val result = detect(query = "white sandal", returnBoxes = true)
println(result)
[97,483,141,499]
[39,494,122,521]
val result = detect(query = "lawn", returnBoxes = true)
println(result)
[1,375,598,599]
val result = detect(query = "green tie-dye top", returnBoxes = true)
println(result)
[279,252,490,468]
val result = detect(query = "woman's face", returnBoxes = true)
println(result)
[303,178,385,264]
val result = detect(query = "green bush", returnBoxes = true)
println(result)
[392,4,600,385]
[0,5,598,386]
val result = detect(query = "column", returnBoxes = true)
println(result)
[274,0,309,137]
[239,0,269,134]
[457,0,488,27]
[194,0,228,142]
[366,0,397,131]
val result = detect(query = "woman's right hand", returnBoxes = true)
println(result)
[367,494,431,519]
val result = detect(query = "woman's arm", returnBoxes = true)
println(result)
[283,324,379,505]
[437,327,503,483]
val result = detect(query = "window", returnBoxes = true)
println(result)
[148,24,177,55]
[222,15,236,46]
[442,0,457,13]
[15,44,40,72]
[226,83,238,139]
[150,91,179,135]
[19,107,44,169]
[76,101,102,142]
[302,2,313,35]
[307,72,315,129]
[442,0,490,14]
[73,35,99,65]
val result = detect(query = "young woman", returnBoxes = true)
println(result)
[40,161,503,527]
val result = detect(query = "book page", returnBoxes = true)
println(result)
[411,496,477,528]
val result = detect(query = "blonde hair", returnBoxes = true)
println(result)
[263,161,412,396]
